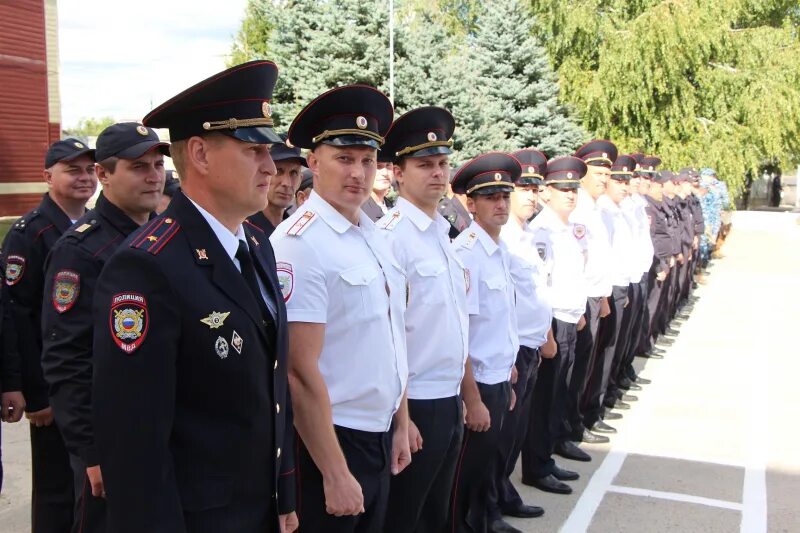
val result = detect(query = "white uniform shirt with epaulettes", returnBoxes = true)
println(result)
[500,218,552,350]
[621,194,655,276]
[570,188,613,298]
[453,222,519,385]
[270,191,407,433]
[528,204,588,324]
[377,197,469,400]
[597,195,637,286]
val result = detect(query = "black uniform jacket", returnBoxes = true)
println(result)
[438,196,471,239]
[689,195,705,237]
[361,195,393,222]
[246,209,289,238]
[92,191,295,532]
[644,195,675,274]
[1,193,75,411]
[41,193,141,466]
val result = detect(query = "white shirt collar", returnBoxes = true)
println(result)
[396,197,450,236]
[187,196,248,261]
[469,221,503,256]
[307,190,374,235]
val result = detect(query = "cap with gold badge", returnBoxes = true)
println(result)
[450,152,521,196]
[633,153,662,177]
[44,138,95,168]
[95,122,170,161]
[380,106,454,163]
[142,60,281,145]
[573,139,618,168]
[610,154,637,181]
[543,156,587,189]
[512,149,548,186]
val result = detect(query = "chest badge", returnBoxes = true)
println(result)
[231,330,244,354]
[196,249,209,260]
[201,311,230,329]
[215,336,229,359]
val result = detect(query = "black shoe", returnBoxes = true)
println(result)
[627,382,642,391]
[634,376,652,385]
[502,503,545,519]
[650,347,666,355]
[656,338,674,347]
[613,401,631,410]
[642,350,664,359]
[527,474,573,494]
[604,411,623,420]
[551,464,580,481]
[691,281,698,289]
[622,394,638,402]
[592,420,617,434]
[664,327,680,337]
[555,440,592,461]
[490,518,524,533]
[581,429,609,444]
[619,376,633,389]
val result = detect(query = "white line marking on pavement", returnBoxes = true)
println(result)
[740,341,768,533]
[607,485,744,511]
[560,450,628,532]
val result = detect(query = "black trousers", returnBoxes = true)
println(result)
[30,422,74,533]
[385,396,463,533]
[632,274,651,357]
[619,277,647,382]
[643,267,663,352]
[489,347,540,520]
[68,455,107,533]
[450,381,511,533]
[566,297,603,439]
[607,284,637,404]
[521,319,576,480]
[298,426,392,533]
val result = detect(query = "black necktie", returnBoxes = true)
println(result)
[236,241,274,329]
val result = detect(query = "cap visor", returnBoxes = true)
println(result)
[60,148,96,163]
[229,126,283,145]
[547,182,581,190]
[273,155,308,167]
[407,146,453,158]
[116,141,171,160]
[321,136,380,149]
[469,184,514,196]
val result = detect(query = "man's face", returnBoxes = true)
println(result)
[100,149,166,216]
[295,186,312,208]
[394,154,449,208]
[547,185,577,216]
[468,191,510,231]
[606,178,628,204]
[268,160,302,210]
[663,179,676,195]
[638,176,652,195]
[680,181,692,196]
[649,181,664,201]
[510,184,540,221]
[581,165,609,199]
[308,144,377,213]
[203,136,276,217]
[46,155,97,204]
[374,161,393,194]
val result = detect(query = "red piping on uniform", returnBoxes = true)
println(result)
[150,224,181,254]
[34,224,54,241]
[131,218,163,248]
[279,468,295,476]
[93,235,121,257]
[244,220,262,232]
[450,430,470,533]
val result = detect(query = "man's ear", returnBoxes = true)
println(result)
[466,195,476,214]
[95,163,111,188]
[186,136,213,176]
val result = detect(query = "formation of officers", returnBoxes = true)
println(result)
[0,59,723,533]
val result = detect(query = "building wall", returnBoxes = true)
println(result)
[0,0,58,217]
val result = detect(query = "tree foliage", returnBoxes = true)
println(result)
[63,116,116,140]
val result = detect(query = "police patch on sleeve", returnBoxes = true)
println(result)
[4,254,25,285]
[110,293,149,354]
[52,270,80,313]
[573,224,586,240]
[276,261,294,302]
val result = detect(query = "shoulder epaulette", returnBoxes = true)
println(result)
[244,219,266,234]
[377,211,403,231]
[66,219,101,241]
[286,211,317,236]
[129,217,181,255]
[12,209,41,232]
[458,231,478,250]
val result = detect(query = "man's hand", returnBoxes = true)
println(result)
[599,297,611,318]
[656,271,667,282]
[677,253,685,265]
[692,236,699,250]
[391,424,412,475]
[541,329,557,359]
[25,406,54,427]
[280,512,299,533]
[624,297,629,308]
[670,257,676,268]
[86,465,105,497]
[577,314,587,331]
[508,388,517,411]
[465,400,491,432]
[510,365,519,385]
[323,472,364,516]
[1,391,25,422]
[408,420,423,453]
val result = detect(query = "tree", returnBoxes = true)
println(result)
[528,0,800,195]
[63,116,115,140]
[228,0,276,65]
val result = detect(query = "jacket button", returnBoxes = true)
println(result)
[276,403,280,414]
[277,448,281,458]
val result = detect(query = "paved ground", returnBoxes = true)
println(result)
[1,210,799,532]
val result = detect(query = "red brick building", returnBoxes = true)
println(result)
[0,0,61,217]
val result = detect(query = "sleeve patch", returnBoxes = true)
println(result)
[573,224,586,239]
[4,254,25,285]
[52,270,80,313]
[276,262,294,302]
[110,293,149,354]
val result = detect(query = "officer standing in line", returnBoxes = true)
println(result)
[660,172,685,338]
[248,134,307,236]
[523,156,590,494]
[569,140,616,443]
[490,149,558,533]
[450,152,520,533]
[671,172,694,324]
[375,106,469,533]
[41,123,170,533]
[655,170,681,346]
[1,138,97,532]
[92,61,297,532]
[687,172,706,287]
[271,85,410,533]
[362,160,395,221]
[438,176,472,239]
[293,169,314,211]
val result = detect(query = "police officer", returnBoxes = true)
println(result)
[91,60,296,532]
[271,84,409,533]
[450,152,520,533]
[523,156,590,493]
[660,170,685,337]
[362,160,395,221]
[293,168,314,211]
[438,176,472,239]
[490,149,557,532]
[1,138,97,532]
[569,140,616,442]
[248,134,307,236]
[376,106,469,533]
[642,168,673,358]
[41,122,170,533]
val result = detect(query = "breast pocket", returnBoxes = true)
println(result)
[481,276,507,314]
[338,263,386,320]
[411,260,447,306]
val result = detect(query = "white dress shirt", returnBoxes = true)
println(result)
[622,194,655,276]
[570,188,613,298]
[500,217,553,349]
[597,195,637,286]
[529,205,588,324]
[270,191,408,432]
[377,198,469,400]
[454,222,519,385]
